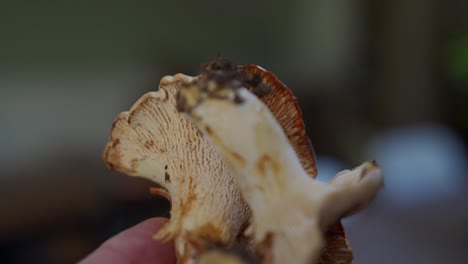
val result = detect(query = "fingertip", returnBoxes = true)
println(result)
[80,217,176,264]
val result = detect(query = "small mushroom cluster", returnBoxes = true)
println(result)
[103,58,383,264]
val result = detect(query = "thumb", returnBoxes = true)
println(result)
[79,217,176,264]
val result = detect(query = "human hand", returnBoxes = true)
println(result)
[79,217,176,264]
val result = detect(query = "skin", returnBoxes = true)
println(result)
[79,217,176,264]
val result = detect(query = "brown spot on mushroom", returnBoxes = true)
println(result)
[110,138,120,148]
[165,171,171,183]
[204,125,247,168]
[192,222,224,242]
[256,155,281,177]
[179,177,198,219]
[360,160,379,179]
[144,139,154,149]
[229,151,247,167]
[255,232,274,264]
[102,139,120,169]
[204,125,214,136]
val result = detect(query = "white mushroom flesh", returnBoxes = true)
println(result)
[178,83,383,264]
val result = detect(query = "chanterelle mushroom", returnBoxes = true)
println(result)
[103,58,383,264]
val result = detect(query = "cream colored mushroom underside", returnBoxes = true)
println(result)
[104,75,250,259]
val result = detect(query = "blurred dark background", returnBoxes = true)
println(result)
[1,0,467,263]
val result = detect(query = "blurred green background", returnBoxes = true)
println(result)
[1,0,467,263]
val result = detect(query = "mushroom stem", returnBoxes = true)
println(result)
[179,86,383,264]
[319,161,383,230]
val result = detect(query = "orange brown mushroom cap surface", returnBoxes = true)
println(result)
[103,59,383,264]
